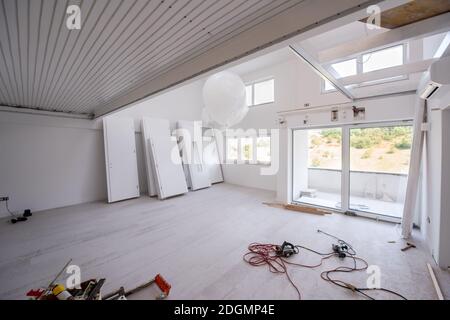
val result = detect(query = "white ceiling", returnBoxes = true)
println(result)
[0,0,305,116]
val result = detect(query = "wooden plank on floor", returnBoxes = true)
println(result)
[263,202,332,215]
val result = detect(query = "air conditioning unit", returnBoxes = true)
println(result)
[419,55,450,100]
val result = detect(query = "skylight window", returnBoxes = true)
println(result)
[331,58,357,78]
[362,45,404,73]
[322,44,407,93]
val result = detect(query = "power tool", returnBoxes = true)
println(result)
[276,241,298,258]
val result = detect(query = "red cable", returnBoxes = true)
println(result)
[243,243,335,299]
[243,243,302,299]
[243,242,407,300]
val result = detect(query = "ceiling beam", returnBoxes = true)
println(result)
[435,31,450,58]
[94,0,381,118]
[319,12,450,63]
[0,105,93,120]
[339,58,437,86]
[289,45,354,100]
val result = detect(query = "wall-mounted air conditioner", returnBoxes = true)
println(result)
[419,55,450,100]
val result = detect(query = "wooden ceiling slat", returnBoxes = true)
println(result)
[61,0,212,112]
[0,0,370,116]
[51,0,155,112]
[71,0,288,110]
[53,0,172,112]
[1,0,22,106]
[44,0,125,110]
[31,0,58,109]
[34,0,70,109]
[68,0,253,110]
[41,0,112,110]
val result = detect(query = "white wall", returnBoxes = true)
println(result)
[0,80,205,217]
[109,80,205,131]
[439,109,450,268]
[0,112,106,218]
[221,59,297,191]
[108,79,205,194]
[223,56,351,192]
[425,108,450,268]
[223,54,415,198]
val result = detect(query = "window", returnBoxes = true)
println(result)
[246,79,274,106]
[226,138,238,161]
[256,137,271,163]
[226,136,271,164]
[307,129,342,170]
[323,59,357,92]
[349,126,412,174]
[323,79,336,92]
[254,79,274,105]
[240,138,254,161]
[363,45,404,73]
[293,123,413,219]
[348,125,413,218]
[293,128,342,210]
[322,44,406,92]
[245,85,252,107]
[331,58,357,78]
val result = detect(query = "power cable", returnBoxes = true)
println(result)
[4,200,27,223]
[243,231,407,300]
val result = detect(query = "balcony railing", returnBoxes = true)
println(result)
[307,167,408,203]
[294,168,408,218]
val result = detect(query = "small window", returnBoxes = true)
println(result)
[254,79,274,105]
[240,137,254,161]
[363,45,404,73]
[323,79,336,92]
[245,85,253,107]
[256,137,271,163]
[331,58,357,78]
[245,79,274,106]
[226,138,238,161]
[226,136,271,164]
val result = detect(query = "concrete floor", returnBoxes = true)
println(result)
[0,183,448,300]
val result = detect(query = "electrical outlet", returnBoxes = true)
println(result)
[0,196,9,202]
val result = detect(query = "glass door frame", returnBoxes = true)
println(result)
[291,120,413,223]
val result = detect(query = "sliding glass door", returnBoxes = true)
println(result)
[293,122,413,220]
[293,128,342,210]
[349,125,412,218]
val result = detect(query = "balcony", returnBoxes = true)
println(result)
[294,168,408,218]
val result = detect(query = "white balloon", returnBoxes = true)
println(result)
[202,71,248,128]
